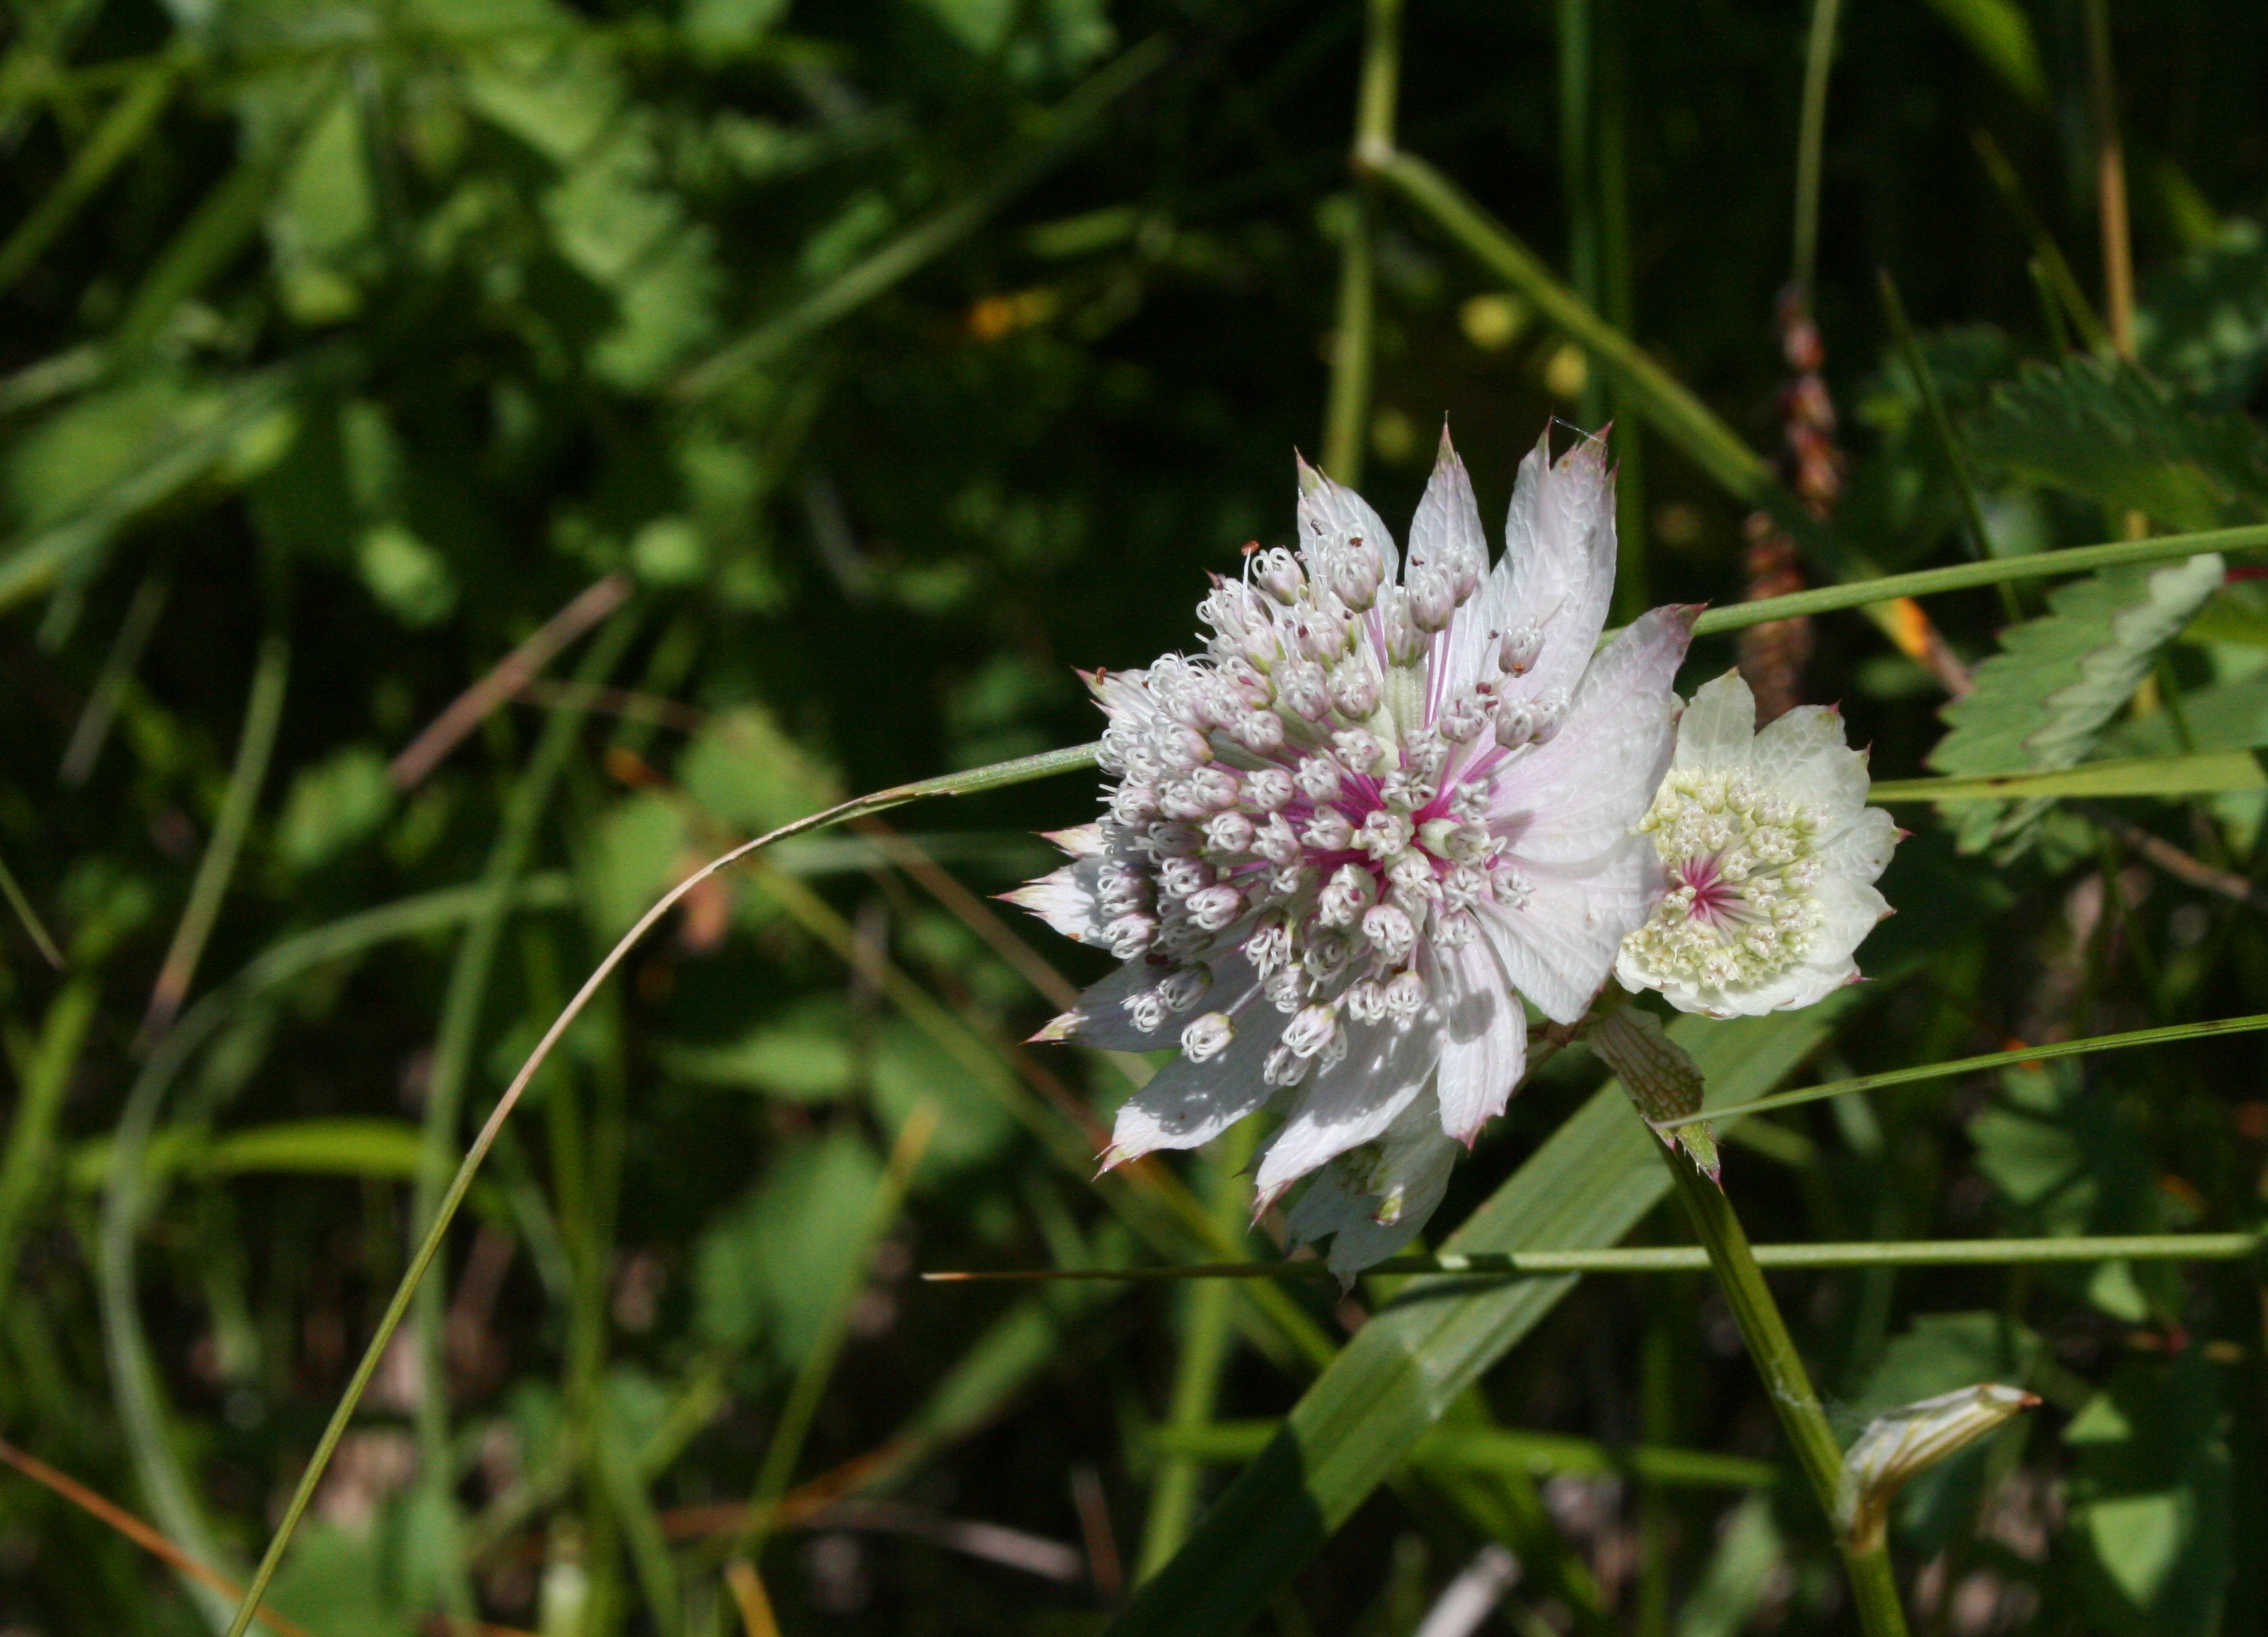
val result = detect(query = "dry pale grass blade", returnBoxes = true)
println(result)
[0,1436,313,1637]
[389,572,630,790]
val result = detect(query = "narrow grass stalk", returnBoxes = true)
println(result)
[1322,0,1402,482]
[143,632,288,1040]
[1656,1143,1909,1637]
[218,742,1101,1637]
[0,57,177,298]
[1138,1120,1259,1580]
[922,1233,2262,1281]
[0,981,99,1302]
[1690,521,2268,634]
[1869,748,2268,804]
[1971,131,2110,352]
[2084,0,2135,360]
[1790,0,1842,303]
[1660,1011,2268,1130]
[0,843,64,968]
[1597,0,1646,620]
[728,1103,940,1565]
[59,566,168,787]
[1557,0,1603,431]
[102,880,571,1626]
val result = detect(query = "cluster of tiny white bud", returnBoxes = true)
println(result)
[1071,465,1570,1080]
[1619,769,1827,993]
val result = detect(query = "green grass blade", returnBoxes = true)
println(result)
[1869,749,2267,801]
[1658,1010,2268,1128]
[1690,524,2268,637]
[1106,1000,1855,1637]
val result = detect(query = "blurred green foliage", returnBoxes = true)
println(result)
[0,0,2266,1634]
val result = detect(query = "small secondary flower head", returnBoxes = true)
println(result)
[1616,669,1898,1018]
[1008,427,1694,1269]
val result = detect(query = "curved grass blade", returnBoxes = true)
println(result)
[217,741,1101,1637]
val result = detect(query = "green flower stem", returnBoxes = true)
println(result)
[919,1231,2262,1281]
[220,741,1106,1637]
[1656,1140,1909,1637]
[1656,1010,2268,1130]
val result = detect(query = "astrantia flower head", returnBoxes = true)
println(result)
[1008,428,1695,1262]
[1615,669,1898,1018]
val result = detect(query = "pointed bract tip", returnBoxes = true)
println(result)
[1295,450,1325,493]
[1030,1009,1085,1044]
[1435,420,1457,460]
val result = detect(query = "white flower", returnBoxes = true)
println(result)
[1614,669,1898,1018]
[1008,428,1694,1259]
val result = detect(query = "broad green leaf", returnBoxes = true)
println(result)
[658,996,859,1101]
[1110,998,1857,1637]
[679,703,841,836]
[1970,1064,2164,1320]
[693,1127,883,1366]
[579,790,691,940]
[276,746,394,872]
[266,1518,419,1637]
[1673,1495,1786,1637]
[1963,356,2268,532]
[2065,1357,2231,1636]
[1926,553,2225,851]
[869,1017,1016,1182]
[266,87,375,324]
[357,523,457,627]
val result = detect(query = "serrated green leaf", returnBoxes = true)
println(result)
[1963,356,2268,532]
[1110,998,1859,1637]
[1926,553,2225,851]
